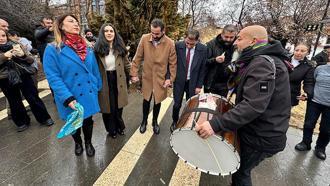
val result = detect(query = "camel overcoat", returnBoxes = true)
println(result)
[130,33,177,104]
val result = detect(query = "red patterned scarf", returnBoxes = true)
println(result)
[64,33,87,62]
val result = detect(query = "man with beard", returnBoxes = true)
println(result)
[204,25,237,96]
[196,25,291,185]
[34,16,54,63]
[130,19,177,134]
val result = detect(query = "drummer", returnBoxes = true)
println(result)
[170,29,207,132]
[196,25,291,185]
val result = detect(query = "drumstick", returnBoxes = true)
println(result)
[203,138,223,174]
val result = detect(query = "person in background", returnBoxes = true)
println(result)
[170,29,207,132]
[43,14,102,157]
[312,44,330,66]
[0,29,54,132]
[84,29,97,47]
[289,43,315,107]
[204,25,237,96]
[34,16,54,63]
[94,23,130,139]
[294,60,330,160]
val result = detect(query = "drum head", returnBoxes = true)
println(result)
[170,128,240,176]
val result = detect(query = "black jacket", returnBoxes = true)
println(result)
[289,57,315,106]
[204,35,234,93]
[210,41,291,153]
[173,41,207,101]
[34,25,54,62]
[312,50,329,66]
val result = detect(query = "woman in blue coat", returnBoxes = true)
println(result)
[43,14,102,157]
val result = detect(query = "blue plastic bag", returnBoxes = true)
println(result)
[57,103,84,139]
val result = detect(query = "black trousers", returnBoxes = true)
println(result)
[102,71,125,135]
[302,100,330,150]
[172,81,191,122]
[142,94,161,122]
[72,116,94,144]
[0,75,51,127]
[232,142,274,186]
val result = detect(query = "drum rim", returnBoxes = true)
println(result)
[170,128,241,176]
[186,93,235,107]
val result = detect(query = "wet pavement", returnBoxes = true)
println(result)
[0,83,329,186]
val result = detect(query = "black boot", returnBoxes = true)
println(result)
[75,143,83,156]
[140,119,147,133]
[295,141,311,151]
[152,119,160,134]
[85,143,95,157]
[315,147,326,160]
[170,121,176,133]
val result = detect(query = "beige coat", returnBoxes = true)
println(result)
[130,34,177,104]
[97,52,130,113]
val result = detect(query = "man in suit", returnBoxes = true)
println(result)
[170,29,207,132]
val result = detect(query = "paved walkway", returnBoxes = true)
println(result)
[0,81,329,186]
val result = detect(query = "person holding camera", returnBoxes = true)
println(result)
[0,29,54,132]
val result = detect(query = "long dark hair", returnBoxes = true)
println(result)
[94,23,127,57]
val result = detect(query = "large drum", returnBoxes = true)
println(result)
[170,93,240,176]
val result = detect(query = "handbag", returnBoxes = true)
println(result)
[14,61,37,75]
[6,61,22,86]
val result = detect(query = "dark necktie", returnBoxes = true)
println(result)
[186,48,191,80]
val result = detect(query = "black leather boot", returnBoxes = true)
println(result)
[315,147,326,160]
[295,141,311,151]
[75,143,83,156]
[85,143,95,157]
[170,121,176,133]
[152,119,160,134]
[139,119,147,133]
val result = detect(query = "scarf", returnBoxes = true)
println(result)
[63,33,87,62]
[0,42,13,53]
[227,41,269,92]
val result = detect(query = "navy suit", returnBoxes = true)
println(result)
[172,41,207,122]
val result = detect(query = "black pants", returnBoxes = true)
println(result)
[72,116,94,144]
[102,71,125,135]
[232,142,274,186]
[302,100,330,150]
[142,94,161,122]
[0,75,51,127]
[172,81,191,122]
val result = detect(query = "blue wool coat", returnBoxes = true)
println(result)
[43,44,102,120]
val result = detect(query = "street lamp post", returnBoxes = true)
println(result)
[312,0,330,57]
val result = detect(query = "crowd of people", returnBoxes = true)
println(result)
[0,13,330,185]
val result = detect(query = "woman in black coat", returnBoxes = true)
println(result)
[0,29,53,132]
[289,43,315,107]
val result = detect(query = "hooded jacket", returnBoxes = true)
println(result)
[209,40,291,153]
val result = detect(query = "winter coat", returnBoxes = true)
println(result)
[130,33,177,103]
[210,40,291,153]
[97,52,130,113]
[289,57,315,106]
[43,44,102,120]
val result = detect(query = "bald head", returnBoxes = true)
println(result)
[241,25,268,41]
[234,25,268,52]
[0,19,9,31]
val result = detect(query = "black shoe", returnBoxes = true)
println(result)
[75,143,83,156]
[8,114,12,120]
[41,118,55,126]
[17,124,29,132]
[152,120,160,135]
[139,119,147,134]
[315,148,326,160]
[295,141,311,151]
[85,143,95,157]
[170,121,176,133]
[108,132,117,139]
[117,129,125,136]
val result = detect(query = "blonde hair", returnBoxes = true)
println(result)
[53,14,80,48]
